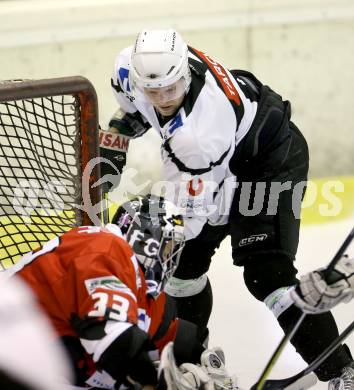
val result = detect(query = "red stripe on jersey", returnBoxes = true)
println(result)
[192,48,241,105]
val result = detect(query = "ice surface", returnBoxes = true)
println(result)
[209,219,354,389]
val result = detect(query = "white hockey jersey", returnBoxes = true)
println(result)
[111,46,258,240]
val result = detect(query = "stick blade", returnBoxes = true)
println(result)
[251,373,317,390]
[283,373,317,390]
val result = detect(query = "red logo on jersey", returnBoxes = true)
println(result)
[192,48,240,106]
[187,178,204,196]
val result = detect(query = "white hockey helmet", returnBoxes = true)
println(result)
[129,29,191,104]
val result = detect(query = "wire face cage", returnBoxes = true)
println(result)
[0,77,100,269]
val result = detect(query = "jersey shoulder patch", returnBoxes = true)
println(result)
[113,46,134,94]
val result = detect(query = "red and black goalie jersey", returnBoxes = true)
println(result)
[12,224,181,387]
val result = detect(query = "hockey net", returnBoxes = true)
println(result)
[0,77,100,270]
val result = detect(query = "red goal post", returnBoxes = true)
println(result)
[0,76,101,269]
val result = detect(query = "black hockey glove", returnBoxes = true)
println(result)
[99,126,131,191]
[99,109,150,191]
[97,325,157,388]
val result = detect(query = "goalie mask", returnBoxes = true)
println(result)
[112,195,185,297]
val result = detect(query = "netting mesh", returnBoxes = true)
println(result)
[0,93,83,269]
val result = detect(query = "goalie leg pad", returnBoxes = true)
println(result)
[200,348,242,390]
[158,342,213,390]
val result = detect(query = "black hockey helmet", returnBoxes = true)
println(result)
[112,195,185,297]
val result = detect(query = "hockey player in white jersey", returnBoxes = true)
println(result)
[101,28,354,388]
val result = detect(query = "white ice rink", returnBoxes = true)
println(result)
[208,218,354,389]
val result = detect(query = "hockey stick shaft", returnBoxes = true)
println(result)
[253,226,354,390]
[324,226,354,282]
[101,183,110,225]
[256,320,354,389]
[253,313,306,390]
